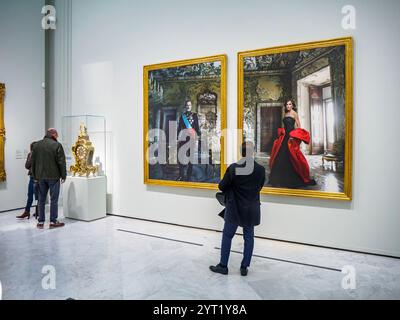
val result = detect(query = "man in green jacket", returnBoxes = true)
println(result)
[32,128,66,229]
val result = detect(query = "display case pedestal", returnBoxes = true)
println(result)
[62,176,106,221]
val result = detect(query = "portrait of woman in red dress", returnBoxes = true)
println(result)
[269,99,316,188]
[240,38,352,199]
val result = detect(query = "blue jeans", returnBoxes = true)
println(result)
[38,179,60,223]
[220,221,254,268]
[24,176,38,213]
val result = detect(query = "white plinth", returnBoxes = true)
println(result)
[62,176,106,221]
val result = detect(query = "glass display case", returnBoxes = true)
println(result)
[61,115,106,177]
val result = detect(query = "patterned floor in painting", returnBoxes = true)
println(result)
[149,163,221,183]
[256,154,344,193]
[149,153,343,192]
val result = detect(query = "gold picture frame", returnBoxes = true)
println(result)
[144,54,227,190]
[238,37,353,200]
[0,83,6,182]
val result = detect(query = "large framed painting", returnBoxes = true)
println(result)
[144,55,227,189]
[238,37,353,200]
[0,83,5,182]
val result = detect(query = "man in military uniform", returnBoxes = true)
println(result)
[177,99,201,181]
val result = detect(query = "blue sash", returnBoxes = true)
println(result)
[182,114,192,129]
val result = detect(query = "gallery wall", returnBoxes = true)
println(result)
[61,0,400,256]
[0,0,45,211]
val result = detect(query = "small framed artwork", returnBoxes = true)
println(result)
[144,55,227,189]
[238,37,353,200]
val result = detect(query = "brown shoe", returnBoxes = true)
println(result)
[37,222,44,229]
[49,221,65,229]
[16,211,30,219]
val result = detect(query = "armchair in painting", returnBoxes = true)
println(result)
[322,140,344,172]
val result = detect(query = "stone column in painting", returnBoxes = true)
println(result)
[328,46,346,157]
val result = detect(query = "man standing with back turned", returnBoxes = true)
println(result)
[210,141,265,276]
[32,128,67,229]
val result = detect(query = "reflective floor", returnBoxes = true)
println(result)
[0,210,399,300]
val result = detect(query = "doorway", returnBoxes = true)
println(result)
[256,102,282,153]
[297,66,332,156]
[161,107,177,162]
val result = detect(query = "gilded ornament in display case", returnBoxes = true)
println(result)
[70,123,98,177]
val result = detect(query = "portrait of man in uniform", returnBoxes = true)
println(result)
[176,99,201,181]
[144,55,227,189]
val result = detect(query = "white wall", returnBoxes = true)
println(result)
[65,0,400,256]
[0,0,45,211]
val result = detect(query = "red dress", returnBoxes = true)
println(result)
[269,117,316,188]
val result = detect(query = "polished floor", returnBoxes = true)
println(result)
[0,209,399,300]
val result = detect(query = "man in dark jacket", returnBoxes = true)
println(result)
[210,141,265,276]
[32,128,67,229]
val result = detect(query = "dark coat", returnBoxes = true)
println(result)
[218,158,265,227]
[31,134,67,181]
[25,152,33,176]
